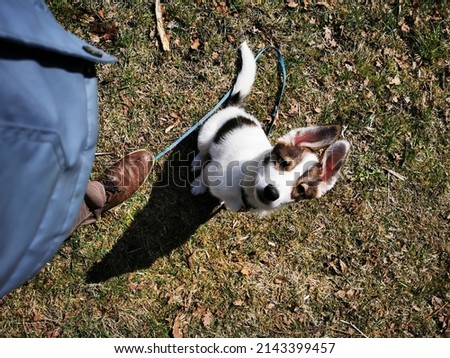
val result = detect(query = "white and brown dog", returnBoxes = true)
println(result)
[191,42,350,214]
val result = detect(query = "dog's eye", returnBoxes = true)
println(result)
[296,184,306,196]
[277,158,290,169]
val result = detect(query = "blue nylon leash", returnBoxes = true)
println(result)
[154,46,287,161]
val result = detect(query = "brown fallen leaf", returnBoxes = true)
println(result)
[155,0,170,51]
[339,259,348,274]
[287,0,299,9]
[90,34,101,44]
[172,315,183,338]
[193,305,207,318]
[389,75,401,85]
[103,21,120,42]
[216,2,229,13]
[164,120,180,134]
[240,267,251,276]
[32,310,40,322]
[97,8,105,19]
[191,37,201,50]
[226,34,235,43]
[288,99,300,115]
[202,310,213,327]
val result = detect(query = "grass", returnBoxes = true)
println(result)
[1,0,448,338]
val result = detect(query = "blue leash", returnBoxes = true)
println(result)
[154,46,287,161]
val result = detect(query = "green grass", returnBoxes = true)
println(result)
[1,0,448,338]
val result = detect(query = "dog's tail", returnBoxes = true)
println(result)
[226,41,257,106]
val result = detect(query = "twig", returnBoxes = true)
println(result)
[429,302,449,318]
[155,0,170,52]
[382,167,406,181]
[340,319,369,338]
[95,152,115,157]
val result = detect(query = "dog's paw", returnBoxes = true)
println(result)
[191,177,207,196]
[191,153,204,172]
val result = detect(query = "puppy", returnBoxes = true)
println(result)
[191,42,350,214]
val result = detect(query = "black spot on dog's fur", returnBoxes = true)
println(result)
[213,116,257,144]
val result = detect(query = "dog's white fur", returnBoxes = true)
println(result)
[191,42,350,213]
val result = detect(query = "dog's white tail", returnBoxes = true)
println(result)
[227,41,257,106]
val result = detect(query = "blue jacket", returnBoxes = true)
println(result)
[0,0,116,297]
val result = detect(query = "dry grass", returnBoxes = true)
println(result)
[0,0,448,338]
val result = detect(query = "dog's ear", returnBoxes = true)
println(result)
[317,140,351,195]
[280,125,342,150]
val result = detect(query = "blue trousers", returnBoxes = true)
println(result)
[0,0,116,297]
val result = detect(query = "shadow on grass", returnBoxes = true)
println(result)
[86,134,221,283]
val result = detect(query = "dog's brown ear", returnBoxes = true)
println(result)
[279,125,342,150]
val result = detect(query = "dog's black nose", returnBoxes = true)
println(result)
[263,184,280,202]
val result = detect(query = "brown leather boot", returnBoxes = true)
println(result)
[98,149,154,212]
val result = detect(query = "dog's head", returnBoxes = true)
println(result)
[241,125,350,212]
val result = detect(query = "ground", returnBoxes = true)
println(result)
[0,0,448,338]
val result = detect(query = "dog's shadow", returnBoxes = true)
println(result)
[86,134,221,283]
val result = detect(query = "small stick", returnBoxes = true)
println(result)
[382,167,406,181]
[95,152,115,157]
[155,0,170,52]
[340,319,369,338]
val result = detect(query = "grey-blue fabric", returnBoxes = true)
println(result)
[0,0,116,297]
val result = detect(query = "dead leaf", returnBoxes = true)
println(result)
[226,34,235,43]
[187,254,195,269]
[216,2,229,13]
[329,38,338,47]
[389,75,401,85]
[202,310,213,327]
[287,0,299,8]
[233,300,244,306]
[169,112,181,120]
[399,20,410,33]
[127,282,138,292]
[211,51,219,61]
[32,310,40,322]
[339,259,348,274]
[336,290,347,298]
[164,114,180,133]
[172,315,183,338]
[97,8,105,19]
[191,37,201,50]
[127,281,145,293]
[288,100,300,115]
[81,13,95,24]
[165,122,179,133]
[346,289,356,298]
[193,305,207,318]
[432,296,443,309]
[240,267,251,276]
[103,21,120,42]
[90,34,101,44]
[324,26,332,41]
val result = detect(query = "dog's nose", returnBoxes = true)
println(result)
[263,184,280,202]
